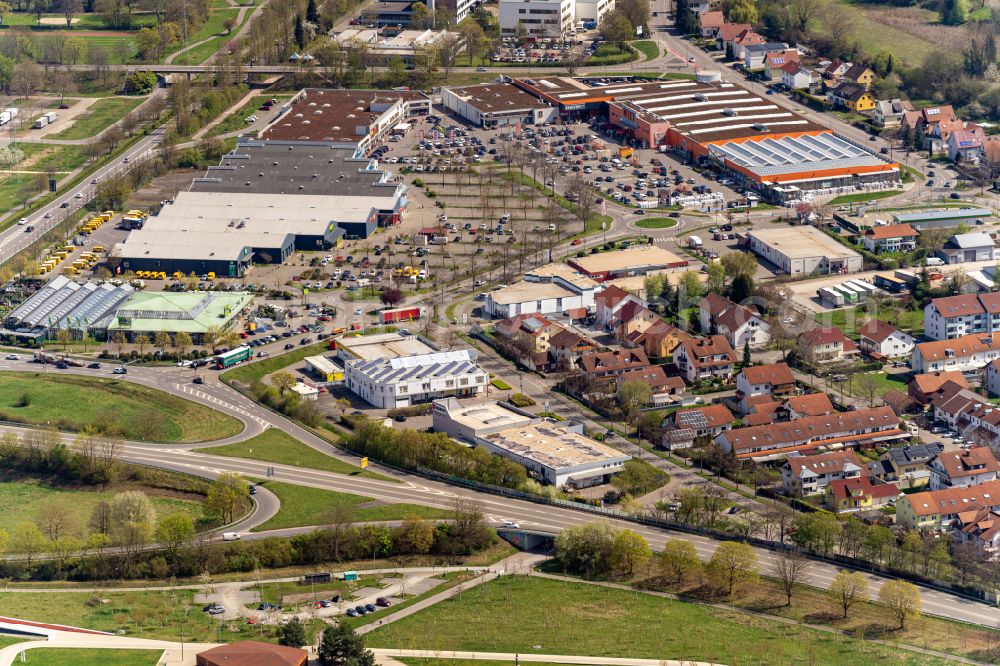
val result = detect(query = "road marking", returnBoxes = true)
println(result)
[174,383,271,428]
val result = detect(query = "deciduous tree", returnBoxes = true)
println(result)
[830,569,868,618]
[708,541,758,597]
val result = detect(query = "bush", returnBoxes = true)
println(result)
[491,379,512,390]
[508,393,536,408]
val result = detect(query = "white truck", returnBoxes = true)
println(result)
[687,235,703,249]
[32,117,47,129]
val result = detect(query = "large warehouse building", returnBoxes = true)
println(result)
[432,398,631,487]
[344,349,489,408]
[748,226,863,275]
[259,88,432,157]
[512,76,900,203]
[441,83,559,128]
[567,245,688,281]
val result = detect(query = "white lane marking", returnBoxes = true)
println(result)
[174,383,271,428]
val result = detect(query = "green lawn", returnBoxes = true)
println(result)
[21,648,161,665]
[829,190,904,205]
[49,98,144,140]
[15,143,90,172]
[814,306,924,337]
[256,577,355,605]
[635,217,678,229]
[844,371,910,399]
[0,12,156,28]
[207,95,262,137]
[366,576,953,665]
[0,371,243,442]
[0,479,205,535]
[632,40,659,60]
[200,428,388,479]
[826,1,936,68]
[222,341,330,386]
[251,481,451,532]
[170,7,242,65]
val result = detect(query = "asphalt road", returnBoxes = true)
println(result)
[0,129,163,266]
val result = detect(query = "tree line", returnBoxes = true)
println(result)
[555,521,923,630]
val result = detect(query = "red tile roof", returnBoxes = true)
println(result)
[864,223,918,240]
[929,294,986,317]
[801,327,849,346]
[932,447,1000,481]
[717,22,751,41]
[915,332,1000,363]
[595,285,631,308]
[910,371,969,396]
[672,404,734,429]
[858,319,902,344]
[785,450,863,478]
[785,392,834,416]
[829,476,899,501]
[903,479,1000,517]
[740,363,794,386]
[719,406,899,455]
[679,335,736,368]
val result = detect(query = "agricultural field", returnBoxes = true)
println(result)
[0,372,243,442]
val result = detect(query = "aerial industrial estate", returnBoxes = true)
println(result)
[6,0,1000,663]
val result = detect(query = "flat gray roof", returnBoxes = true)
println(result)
[894,208,992,223]
[709,133,890,177]
[190,142,405,201]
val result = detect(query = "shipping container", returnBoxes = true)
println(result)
[818,287,844,307]
[379,306,423,324]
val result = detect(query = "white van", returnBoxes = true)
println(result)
[222,532,242,541]
[925,257,945,267]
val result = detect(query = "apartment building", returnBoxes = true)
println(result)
[897,479,1000,529]
[780,450,864,496]
[499,0,573,36]
[674,335,736,384]
[912,332,1000,373]
[923,293,1000,341]
[928,447,1000,490]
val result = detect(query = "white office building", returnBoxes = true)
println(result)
[499,0,574,36]
[345,349,489,408]
[484,263,602,319]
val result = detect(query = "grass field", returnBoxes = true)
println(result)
[632,40,659,60]
[256,577,355,604]
[21,648,161,665]
[842,370,909,399]
[49,98,144,140]
[825,1,936,67]
[15,143,90,172]
[0,372,242,442]
[635,217,678,229]
[366,576,958,665]
[222,341,330,386]
[339,572,472,631]
[170,6,243,65]
[829,190,904,205]
[252,481,451,532]
[207,95,261,137]
[0,479,204,535]
[814,306,924,336]
[200,428,385,478]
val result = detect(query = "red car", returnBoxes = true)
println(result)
[571,239,583,246]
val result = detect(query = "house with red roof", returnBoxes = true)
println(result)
[929,447,1000,490]
[826,476,899,513]
[785,392,835,417]
[763,49,799,81]
[797,327,859,365]
[862,223,918,253]
[948,125,987,164]
[495,313,560,371]
[698,10,725,37]
[699,293,770,349]
[715,23,756,58]
[594,285,642,328]
[674,335,736,384]
[612,302,658,342]
[663,403,734,448]
[857,319,914,359]
[630,319,691,358]
[781,61,817,91]
[954,506,1000,559]
[735,363,796,407]
[910,371,969,405]
[781,450,864,496]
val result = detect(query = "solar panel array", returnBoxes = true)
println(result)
[710,133,887,177]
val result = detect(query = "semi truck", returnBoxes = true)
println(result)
[379,306,424,324]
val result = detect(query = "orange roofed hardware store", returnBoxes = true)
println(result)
[512,76,901,204]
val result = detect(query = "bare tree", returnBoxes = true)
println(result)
[772,552,810,606]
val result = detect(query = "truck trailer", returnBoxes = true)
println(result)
[379,306,424,324]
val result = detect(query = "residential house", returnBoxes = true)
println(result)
[874,98,913,128]
[674,335,737,384]
[896,479,1000,529]
[909,371,970,404]
[494,313,559,370]
[922,293,1000,341]
[928,380,989,427]
[826,476,899,513]
[576,348,650,383]
[843,63,876,89]
[699,293,770,349]
[612,302,658,343]
[614,365,681,405]
[857,319,914,359]
[781,61,817,91]
[547,328,596,370]
[631,319,691,358]
[948,126,987,164]
[902,105,965,152]
[736,363,796,409]
[594,284,642,328]
[663,403,734,449]
[883,389,922,417]
[763,49,800,81]
[862,223,919,253]
[690,0,710,13]
[743,42,791,70]
[715,405,905,460]
[715,23,756,58]
[953,506,1000,560]
[797,327,859,365]
[872,442,944,489]
[698,10,725,38]
[780,450,864,496]
[785,392,835,417]
[929,447,1000,490]
[822,59,850,82]
[828,83,876,113]
[987,358,1000,397]
[939,232,998,264]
